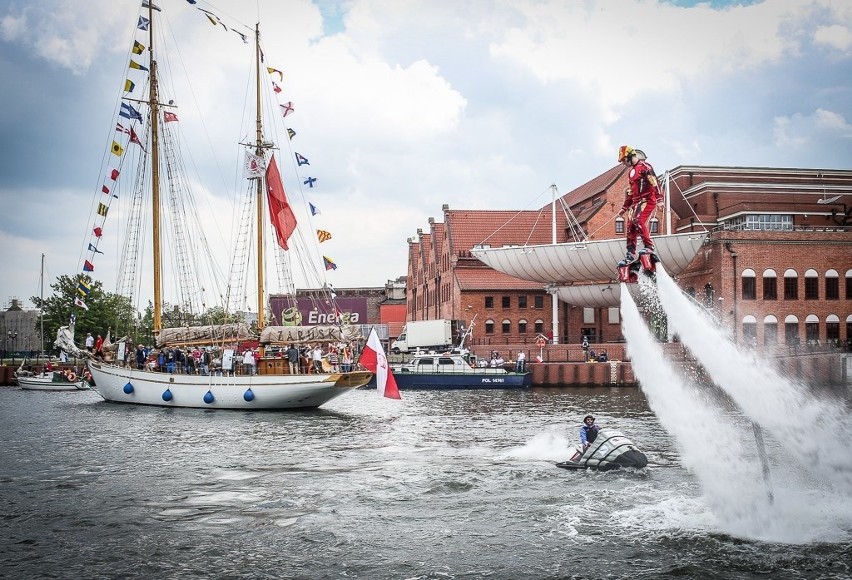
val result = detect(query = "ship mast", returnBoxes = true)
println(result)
[147,2,163,333]
[254,24,266,345]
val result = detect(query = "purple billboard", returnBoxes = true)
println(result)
[268,296,368,326]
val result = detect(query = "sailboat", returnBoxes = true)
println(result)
[82,2,372,409]
[16,254,89,391]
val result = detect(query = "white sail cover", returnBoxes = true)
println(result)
[260,325,363,344]
[156,324,252,348]
[471,232,708,285]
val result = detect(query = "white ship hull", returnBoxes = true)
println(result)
[88,361,371,410]
[17,375,89,391]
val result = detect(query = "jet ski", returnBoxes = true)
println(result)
[556,429,648,471]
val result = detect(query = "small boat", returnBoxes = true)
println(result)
[69,3,372,409]
[16,371,89,391]
[556,429,648,471]
[369,352,532,390]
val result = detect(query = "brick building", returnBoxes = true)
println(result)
[405,165,852,349]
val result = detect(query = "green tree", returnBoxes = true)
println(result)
[31,274,136,352]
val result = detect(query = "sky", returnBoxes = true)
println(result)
[1,0,851,311]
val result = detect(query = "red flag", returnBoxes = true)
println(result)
[360,328,401,399]
[265,155,297,251]
[110,168,120,180]
[164,111,178,122]
[83,260,94,272]
[93,226,103,237]
[102,185,110,194]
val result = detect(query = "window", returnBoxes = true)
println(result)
[762,269,777,300]
[518,319,528,334]
[805,315,819,342]
[846,270,852,299]
[825,270,839,300]
[784,316,799,346]
[741,269,756,300]
[608,308,620,324]
[784,269,798,300]
[501,296,510,308]
[826,315,840,342]
[534,319,544,334]
[686,287,696,298]
[582,328,597,343]
[485,319,495,334]
[724,214,793,231]
[742,315,757,345]
[502,319,511,333]
[615,218,625,234]
[534,295,544,309]
[650,218,659,234]
[703,284,715,308]
[805,269,819,300]
[518,295,528,309]
[763,315,778,346]
[485,296,494,309]
[583,308,595,324]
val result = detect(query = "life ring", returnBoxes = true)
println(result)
[66,372,77,382]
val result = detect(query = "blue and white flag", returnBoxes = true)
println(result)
[120,102,143,122]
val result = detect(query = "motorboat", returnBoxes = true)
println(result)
[368,352,532,390]
[16,370,89,391]
[556,429,647,471]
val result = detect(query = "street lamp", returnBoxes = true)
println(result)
[7,330,18,365]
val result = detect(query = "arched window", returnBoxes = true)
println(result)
[784,268,798,300]
[615,217,625,234]
[784,315,799,346]
[825,269,839,300]
[763,315,778,346]
[805,314,819,342]
[485,319,495,335]
[741,269,756,300]
[826,314,840,342]
[762,268,777,300]
[742,315,757,345]
[534,319,544,334]
[502,319,511,334]
[805,269,819,300]
[846,269,852,300]
[703,284,715,308]
[518,319,528,334]
[686,286,696,298]
[847,315,852,344]
[650,217,659,234]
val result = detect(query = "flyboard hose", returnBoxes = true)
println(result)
[751,422,775,505]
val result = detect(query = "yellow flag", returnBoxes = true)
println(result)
[317,229,332,243]
[97,203,108,217]
[111,141,125,156]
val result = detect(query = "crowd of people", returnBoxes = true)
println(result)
[123,340,362,376]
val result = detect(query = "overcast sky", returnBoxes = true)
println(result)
[1,0,850,311]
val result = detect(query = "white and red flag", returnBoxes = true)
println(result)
[360,328,401,399]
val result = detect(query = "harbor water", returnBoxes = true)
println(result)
[1,385,850,579]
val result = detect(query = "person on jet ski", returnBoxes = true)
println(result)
[580,415,600,449]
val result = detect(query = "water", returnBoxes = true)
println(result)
[2,384,850,579]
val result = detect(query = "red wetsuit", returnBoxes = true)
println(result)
[620,160,660,255]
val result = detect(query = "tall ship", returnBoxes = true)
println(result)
[62,1,372,409]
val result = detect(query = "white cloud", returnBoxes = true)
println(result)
[0,0,851,309]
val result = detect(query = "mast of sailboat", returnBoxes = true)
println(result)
[39,253,45,356]
[147,1,163,334]
[254,24,267,352]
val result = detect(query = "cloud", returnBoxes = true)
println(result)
[0,0,851,310]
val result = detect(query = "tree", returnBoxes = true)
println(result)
[31,274,136,352]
